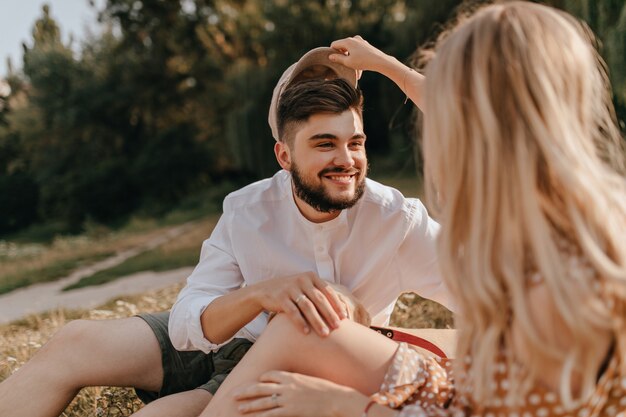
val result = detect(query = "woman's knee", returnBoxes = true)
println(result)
[265,314,301,337]
[262,314,363,359]
[263,313,338,347]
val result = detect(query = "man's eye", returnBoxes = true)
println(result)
[350,142,364,148]
[317,142,333,148]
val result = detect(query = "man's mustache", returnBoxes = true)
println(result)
[318,167,361,176]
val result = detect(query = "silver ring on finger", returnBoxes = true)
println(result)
[294,294,307,304]
[271,393,279,407]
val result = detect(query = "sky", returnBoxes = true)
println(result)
[0,0,104,76]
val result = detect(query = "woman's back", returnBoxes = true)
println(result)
[419,0,626,412]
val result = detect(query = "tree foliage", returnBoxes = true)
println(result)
[0,0,624,236]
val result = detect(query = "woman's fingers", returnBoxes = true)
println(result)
[330,37,350,52]
[234,380,291,415]
[237,395,279,414]
[233,382,280,400]
[258,370,293,383]
[329,35,383,72]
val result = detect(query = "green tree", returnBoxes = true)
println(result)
[1,0,623,236]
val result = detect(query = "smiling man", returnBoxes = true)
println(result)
[166,58,451,413]
[167,64,452,402]
[276,83,367,221]
[0,48,452,417]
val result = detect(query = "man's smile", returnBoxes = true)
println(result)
[319,168,360,186]
[322,173,357,185]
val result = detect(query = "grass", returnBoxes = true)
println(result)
[0,232,139,295]
[0,282,452,417]
[0,179,242,296]
[0,252,115,295]
[0,284,183,417]
[62,216,219,291]
[62,248,197,291]
[0,218,216,295]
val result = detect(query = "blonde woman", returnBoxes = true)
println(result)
[199,2,626,416]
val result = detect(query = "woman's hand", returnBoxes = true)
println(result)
[330,36,425,110]
[329,36,390,72]
[233,370,369,417]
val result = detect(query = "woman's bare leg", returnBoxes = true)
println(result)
[133,389,213,416]
[201,314,399,417]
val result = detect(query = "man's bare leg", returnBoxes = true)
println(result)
[0,317,164,417]
[200,314,399,417]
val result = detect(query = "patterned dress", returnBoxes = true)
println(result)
[372,281,625,417]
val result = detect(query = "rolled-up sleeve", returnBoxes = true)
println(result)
[169,207,244,353]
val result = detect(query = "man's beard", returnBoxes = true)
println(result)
[291,163,366,213]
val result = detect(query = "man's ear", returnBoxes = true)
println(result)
[274,141,292,171]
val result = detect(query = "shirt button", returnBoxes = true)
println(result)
[316,246,324,252]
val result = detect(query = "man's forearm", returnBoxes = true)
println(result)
[200,285,265,345]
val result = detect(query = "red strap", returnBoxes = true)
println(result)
[370,326,448,359]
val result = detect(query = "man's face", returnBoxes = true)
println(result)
[281,109,368,214]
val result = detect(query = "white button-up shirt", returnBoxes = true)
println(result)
[169,170,452,353]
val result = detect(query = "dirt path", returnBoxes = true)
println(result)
[0,223,196,324]
[0,267,192,324]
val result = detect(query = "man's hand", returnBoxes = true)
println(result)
[254,272,348,337]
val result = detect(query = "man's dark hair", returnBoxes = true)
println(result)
[277,78,363,145]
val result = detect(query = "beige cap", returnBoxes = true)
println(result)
[268,47,358,141]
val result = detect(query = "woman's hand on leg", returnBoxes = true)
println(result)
[233,370,368,417]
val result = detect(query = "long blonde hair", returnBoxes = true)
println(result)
[422,1,626,405]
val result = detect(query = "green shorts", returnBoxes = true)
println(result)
[135,311,253,404]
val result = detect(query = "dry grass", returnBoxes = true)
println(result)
[0,224,193,294]
[391,293,454,329]
[0,282,452,416]
[63,217,219,290]
[0,284,183,416]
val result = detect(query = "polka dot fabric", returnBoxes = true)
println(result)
[370,343,455,416]
[369,240,626,417]
[372,342,625,417]
[370,283,625,417]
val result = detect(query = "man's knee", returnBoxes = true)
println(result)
[41,320,93,353]
[47,319,95,350]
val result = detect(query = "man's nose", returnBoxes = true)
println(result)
[333,146,355,167]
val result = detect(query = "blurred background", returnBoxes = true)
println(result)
[0,0,624,240]
[0,3,624,412]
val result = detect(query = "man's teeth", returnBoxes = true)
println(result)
[328,175,352,181]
